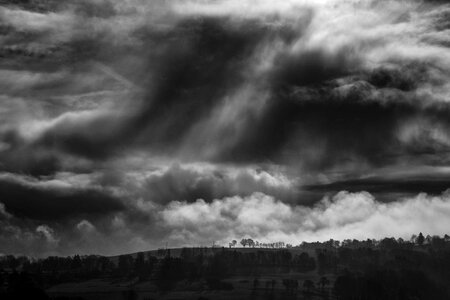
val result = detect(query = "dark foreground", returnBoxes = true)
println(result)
[2,235,450,300]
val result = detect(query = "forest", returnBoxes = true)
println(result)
[1,233,450,300]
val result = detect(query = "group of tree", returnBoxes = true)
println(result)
[0,248,317,293]
[229,233,450,250]
[229,238,287,248]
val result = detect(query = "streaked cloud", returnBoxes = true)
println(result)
[0,0,449,255]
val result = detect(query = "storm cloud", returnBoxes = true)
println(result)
[0,173,124,220]
[1,0,450,256]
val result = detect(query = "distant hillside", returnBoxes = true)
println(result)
[108,247,317,265]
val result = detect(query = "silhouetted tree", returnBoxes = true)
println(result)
[417,232,425,246]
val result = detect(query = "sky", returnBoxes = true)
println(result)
[1,0,450,257]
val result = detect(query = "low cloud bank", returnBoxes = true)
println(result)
[162,190,450,247]
[2,187,450,256]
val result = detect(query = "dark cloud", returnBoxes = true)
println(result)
[14,16,273,160]
[271,46,358,88]
[139,164,297,204]
[130,17,266,147]
[304,177,450,199]
[1,0,450,255]
[3,0,450,168]
[37,111,128,159]
[213,83,413,167]
[0,174,125,221]
[368,64,428,91]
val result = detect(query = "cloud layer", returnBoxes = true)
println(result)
[162,190,450,246]
[0,0,450,256]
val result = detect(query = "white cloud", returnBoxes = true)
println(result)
[0,203,12,219]
[76,220,96,233]
[0,7,75,34]
[36,224,59,245]
[161,190,450,246]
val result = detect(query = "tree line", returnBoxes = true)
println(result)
[229,232,450,249]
